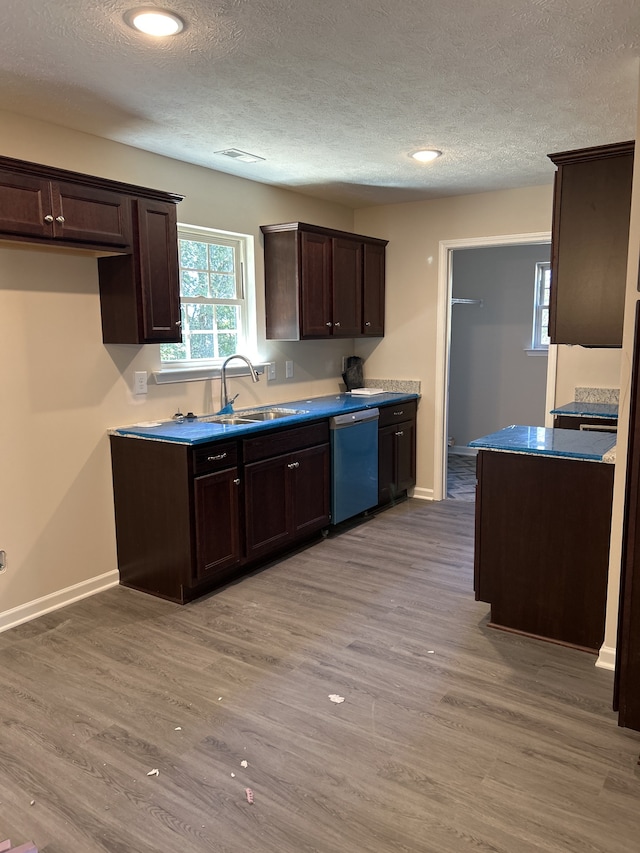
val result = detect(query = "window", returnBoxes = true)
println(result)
[160,225,255,365]
[532,261,551,350]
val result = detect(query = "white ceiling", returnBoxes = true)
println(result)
[1,0,639,207]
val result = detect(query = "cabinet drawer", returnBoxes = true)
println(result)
[553,415,617,431]
[378,400,417,427]
[243,421,329,463]
[193,441,238,475]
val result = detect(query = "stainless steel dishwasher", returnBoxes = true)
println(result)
[329,408,379,524]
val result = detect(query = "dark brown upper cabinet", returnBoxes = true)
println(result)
[0,161,132,250]
[98,198,182,344]
[261,221,388,340]
[363,241,386,336]
[0,154,183,345]
[548,141,634,348]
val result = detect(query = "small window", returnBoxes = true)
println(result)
[160,225,255,365]
[532,261,551,350]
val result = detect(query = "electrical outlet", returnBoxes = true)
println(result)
[285,360,294,379]
[0,550,6,572]
[133,371,148,395]
[267,362,276,381]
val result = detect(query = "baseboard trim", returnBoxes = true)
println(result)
[596,643,616,671]
[0,570,119,635]
[411,486,434,501]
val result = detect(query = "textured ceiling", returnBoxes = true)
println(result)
[1,0,639,207]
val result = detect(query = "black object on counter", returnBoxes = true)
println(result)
[342,356,364,390]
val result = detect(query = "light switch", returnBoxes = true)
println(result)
[285,360,294,379]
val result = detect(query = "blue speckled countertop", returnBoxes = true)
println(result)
[110,392,419,446]
[469,425,617,462]
[550,401,618,419]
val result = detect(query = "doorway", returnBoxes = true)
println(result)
[433,232,554,501]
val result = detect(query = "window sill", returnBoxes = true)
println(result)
[525,348,549,357]
[154,362,268,385]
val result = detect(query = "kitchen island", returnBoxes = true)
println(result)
[470,425,616,652]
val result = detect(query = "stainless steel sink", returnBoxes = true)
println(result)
[240,408,307,421]
[206,415,257,424]
[200,407,308,425]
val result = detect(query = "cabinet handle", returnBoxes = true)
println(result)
[365,321,371,327]
[395,430,404,436]
[287,461,300,469]
[56,215,65,224]
[334,321,341,327]
[175,320,182,326]
[233,478,241,485]
[393,411,404,416]
[207,452,227,461]
[325,322,333,327]
[44,214,54,223]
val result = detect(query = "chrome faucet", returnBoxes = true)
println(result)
[219,354,259,413]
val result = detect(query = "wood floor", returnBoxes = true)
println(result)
[1,499,640,852]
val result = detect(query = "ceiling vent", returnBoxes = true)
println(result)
[215,148,265,164]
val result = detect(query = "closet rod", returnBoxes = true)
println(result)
[451,298,484,307]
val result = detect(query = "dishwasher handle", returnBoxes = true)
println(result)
[330,408,379,429]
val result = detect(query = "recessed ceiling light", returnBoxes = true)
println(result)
[411,149,442,163]
[124,8,185,36]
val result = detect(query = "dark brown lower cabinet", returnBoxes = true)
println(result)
[194,467,242,581]
[244,453,291,560]
[110,436,242,603]
[243,425,330,561]
[377,401,417,505]
[474,449,614,652]
[110,421,330,604]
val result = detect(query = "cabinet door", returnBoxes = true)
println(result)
[194,468,242,581]
[244,454,292,560]
[550,149,633,347]
[53,181,132,248]
[377,418,416,504]
[291,443,331,535]
[363,242,385,336]
[395,419,416,493]
[98,198,181,344]
[377,423,396,505]
[300,231,332,337]
[0,169,53,239]
[332,237,362,337]
[135,198,182,342]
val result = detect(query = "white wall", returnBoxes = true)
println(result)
[448,244,550,448]
[553,346,622,407]
[353,187,554,497]
[0,110,361,626]
[600,79,640,670]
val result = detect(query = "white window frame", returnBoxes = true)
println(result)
[159,223,258,372]
[531,261,551,352]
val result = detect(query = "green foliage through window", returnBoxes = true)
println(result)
[161,228,248,363]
